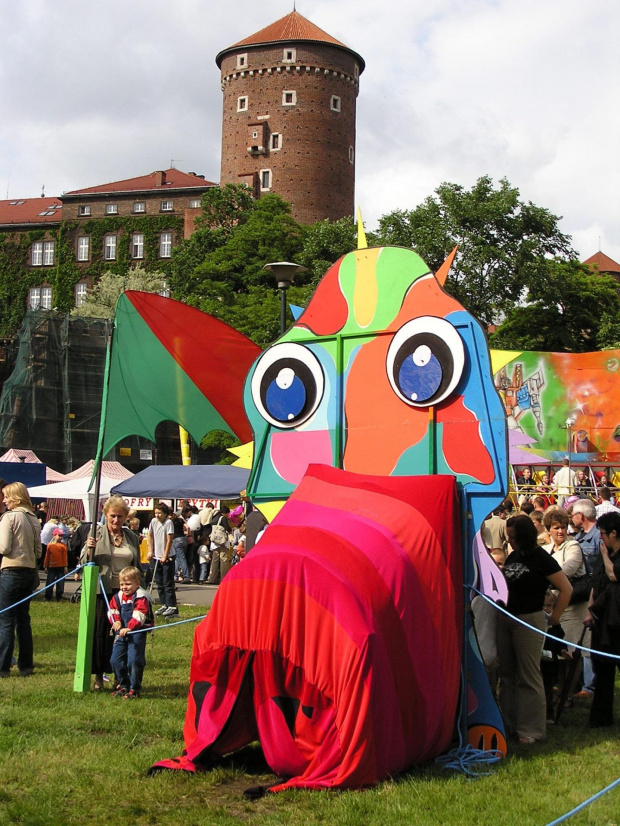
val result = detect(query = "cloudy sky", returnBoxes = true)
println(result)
[1,0,618,261]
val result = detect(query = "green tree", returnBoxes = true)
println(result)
[297,216,359,287]
[376,176,575,327]
[169,184,255,299]
[72,267,167,318]
[489,260,620,352]
[174,194,306,345]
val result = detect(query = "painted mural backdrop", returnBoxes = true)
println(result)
[492,349,620,462]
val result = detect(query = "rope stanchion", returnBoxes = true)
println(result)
[466,584,620,662]
[545,776,620,825]
[0,564,86,614]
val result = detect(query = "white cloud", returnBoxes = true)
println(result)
[0,0,618,261]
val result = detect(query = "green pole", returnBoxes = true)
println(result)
[73,563,98,692]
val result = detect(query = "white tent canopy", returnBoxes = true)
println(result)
[28,460,133,521]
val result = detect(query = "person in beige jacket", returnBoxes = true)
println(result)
[0,482,42,677]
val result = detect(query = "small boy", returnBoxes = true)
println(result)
[197,534,211,583]
[108,566,154,699]
[44,528,68,602]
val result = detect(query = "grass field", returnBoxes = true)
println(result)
[0,600,619,826]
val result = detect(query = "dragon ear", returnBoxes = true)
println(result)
[435,245,458,286]
[356,207,367,250]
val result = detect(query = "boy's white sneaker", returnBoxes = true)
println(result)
[162,606,179,617]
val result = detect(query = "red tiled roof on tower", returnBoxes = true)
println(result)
[583,251,620,275]
[64,169,216,196]
[216,10,365,70]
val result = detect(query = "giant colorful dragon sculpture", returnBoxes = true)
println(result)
[102,239,509,789]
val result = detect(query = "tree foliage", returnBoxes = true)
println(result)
[489,260,620,352]
[376,176,575,327]
[72,267,167,318]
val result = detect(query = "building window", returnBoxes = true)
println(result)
[160,200,173,212]
[189,198,201,208]
[77,236,90,261]
[133,201,146,213]
[33,241,54,266]
[349,146,355,164]
[260,169,272,191]
[105,204,118,215]
[31,242,43,266]
[75,282,88,307]
[43,241,55,266]
[282,90,296,106]
[330,95,341,112]
[236,53,248,69]
[29,286,52,310]
[78,205,91,216]
[159,232,173,258]
[104,234,117,260]
[354,63,359,80]
[270,133,281,151]
[159,280,171,298]
[237,96,248,112]
[132,233,144,259]
[282,48,296,63]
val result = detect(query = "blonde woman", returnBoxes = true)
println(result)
[0,482,42,677]
[81,496,141,691]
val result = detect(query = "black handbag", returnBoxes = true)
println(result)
[569,547,592,604]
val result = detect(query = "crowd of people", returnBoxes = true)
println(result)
[1,466,619,738]
[477,465,620,743]
[0,487,268,695]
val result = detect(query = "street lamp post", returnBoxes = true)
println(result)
[264,262,307,335]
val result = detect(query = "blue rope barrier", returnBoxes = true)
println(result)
[545,776,620,825]
[466,584,620,662]
[435,743,503,778]
[126,614,207,635]
[0,564,85,614]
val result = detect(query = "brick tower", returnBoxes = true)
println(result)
[216,11,364,225]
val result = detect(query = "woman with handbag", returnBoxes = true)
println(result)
[0,482,42,677]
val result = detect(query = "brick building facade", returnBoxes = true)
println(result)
[217,11,364,225]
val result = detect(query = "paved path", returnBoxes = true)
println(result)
[36,571,219,610]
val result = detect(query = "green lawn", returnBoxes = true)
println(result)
[0,601,619,826]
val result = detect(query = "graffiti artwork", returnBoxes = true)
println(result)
[493,349,620,461]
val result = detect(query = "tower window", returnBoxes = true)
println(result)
[330,96,341,112]
[270,133,281,151]
[354,63,359,79]
[236,53,248,69]
[282,90,296,106]
[349,146,355,164]
[282,48,296,63]
[260,169,272,191]
[237,96,248,112]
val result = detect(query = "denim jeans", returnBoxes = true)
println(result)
[152,558,177,608]
[173,537,189,579]
[45,567,65,601]
[110,632,147,693]
[0,567,36,673]
[198,561,209,582]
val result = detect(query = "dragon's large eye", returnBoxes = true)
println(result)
[386,317,465,407]
[251,342,324,428]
